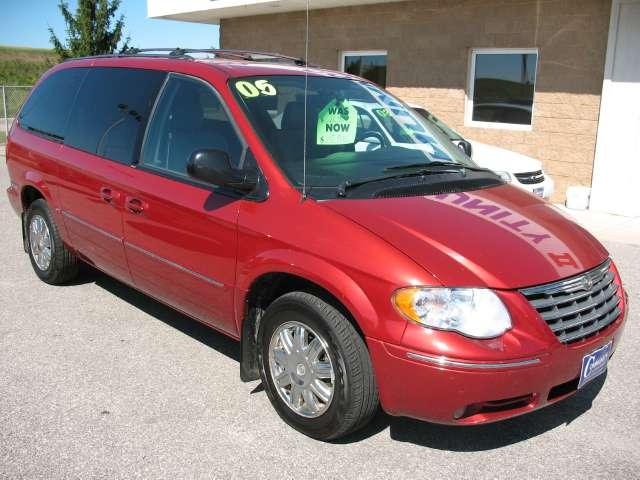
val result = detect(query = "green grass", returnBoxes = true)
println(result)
[0,45,57,85]
[0,46,53,135]
[3,86,32,116]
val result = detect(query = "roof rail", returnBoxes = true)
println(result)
[66,47,307,66]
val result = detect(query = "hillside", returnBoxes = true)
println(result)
[0,46,57,85]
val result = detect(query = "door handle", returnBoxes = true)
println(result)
[125,196,147,214]
[100,187,120,204]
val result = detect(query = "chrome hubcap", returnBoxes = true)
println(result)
[268,321,335,418]
[29,214,52,271]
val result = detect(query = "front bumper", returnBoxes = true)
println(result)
[368,288,627,425]
[515,174,555,199]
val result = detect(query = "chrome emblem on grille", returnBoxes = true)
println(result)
[581,276,594,291]
[520,260,619,344]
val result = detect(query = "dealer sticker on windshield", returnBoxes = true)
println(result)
[234,79,277,97]
[317,99,357,145]
[578,341,613,389]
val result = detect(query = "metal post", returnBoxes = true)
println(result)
[2,86,8,141]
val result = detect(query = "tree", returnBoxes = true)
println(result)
[48,0,130,60]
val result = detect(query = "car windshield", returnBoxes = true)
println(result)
[412,107,464,142]
[231,75,486,196]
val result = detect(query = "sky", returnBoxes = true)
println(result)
[1,0,220,50]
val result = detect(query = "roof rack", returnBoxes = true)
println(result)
[66,47,307,66]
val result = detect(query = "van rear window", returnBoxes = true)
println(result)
[18,68,88,142]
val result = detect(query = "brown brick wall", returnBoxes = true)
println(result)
[221,0,612,201]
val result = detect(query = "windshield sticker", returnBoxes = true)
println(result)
[317,99,357,145]
[235,79,277,98]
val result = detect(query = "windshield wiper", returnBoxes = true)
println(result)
[336,169,464,197]
[336,162,498,197]
[384,161,491,173]
[25,125,64,142]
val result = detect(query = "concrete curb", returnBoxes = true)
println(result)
[555,204,640,246]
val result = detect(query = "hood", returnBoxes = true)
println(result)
[323,185,608,289]
[469,140,542,174]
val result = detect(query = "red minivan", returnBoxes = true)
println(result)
[5,49,628,440]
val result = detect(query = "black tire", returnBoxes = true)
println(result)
[258,291,378,440]
[25,199,79,284]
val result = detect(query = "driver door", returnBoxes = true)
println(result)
[121,73,246,336]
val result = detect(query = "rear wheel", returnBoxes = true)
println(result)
[26,199,79,284]
[259,291,378,440]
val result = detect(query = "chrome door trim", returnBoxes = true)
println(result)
[124,241,224,288]
[61,210,122,242]
[406,352,541,369]
[61,210,225,288]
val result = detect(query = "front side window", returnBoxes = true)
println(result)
[231,75,499,199]
[18,68,87,142]
[141,74,244,178]
[341,51,387,87]
[65,67,166,164]
[466,48,538,129]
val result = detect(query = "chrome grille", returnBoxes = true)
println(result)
[514,170,545,184]
[520,260,620,344]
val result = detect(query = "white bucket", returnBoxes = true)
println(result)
[565,186,591,210]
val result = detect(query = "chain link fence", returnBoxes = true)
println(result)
[1,86,32,144]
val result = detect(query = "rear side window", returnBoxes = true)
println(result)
[65,67,166,164]
[18,68,87,142]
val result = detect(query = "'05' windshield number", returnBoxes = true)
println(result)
[235,79,277,98]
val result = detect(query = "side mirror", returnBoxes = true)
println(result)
[186,149,257,193]
[454,140,473,158]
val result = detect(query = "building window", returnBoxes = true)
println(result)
[465,48,538,130]
[341,50,387,87]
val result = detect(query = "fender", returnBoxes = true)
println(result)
[19,172,55,253]
[235,248,380,336]
[235,248,382,382]
[21,170,72,250]
[23,170,54,204]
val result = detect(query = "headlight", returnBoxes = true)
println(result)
[496,171,512,183]
[392,287,512,338]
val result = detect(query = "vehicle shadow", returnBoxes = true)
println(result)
[79,265,240,363]
[337,372,606,450]
[76,265,606,450]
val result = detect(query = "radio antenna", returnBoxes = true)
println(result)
[301,0,310,201]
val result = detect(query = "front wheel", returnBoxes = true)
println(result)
[259,291,378,440]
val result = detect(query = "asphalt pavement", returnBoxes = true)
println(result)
[1,156,639,479]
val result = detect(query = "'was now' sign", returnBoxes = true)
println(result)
[316,99,357,145]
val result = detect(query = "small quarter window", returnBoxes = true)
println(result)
[466,48,538,130]
[18,68,87,141]
[341,50,387,88]
[141,74,244,179]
